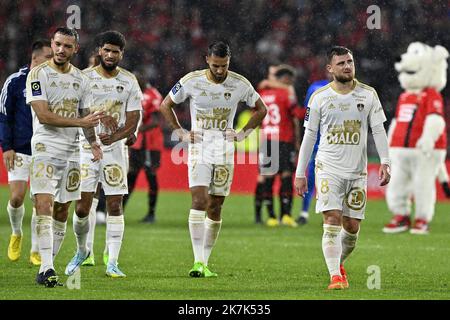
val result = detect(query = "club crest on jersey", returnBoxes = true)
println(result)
[305,107,310,121]
[116,85,124,93]
[171,81,182,95]
[357,103,364,111]
[224,92,231,100]
[72,82,80,90]
[31,81,41,96]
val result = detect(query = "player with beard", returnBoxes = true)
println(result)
[295,46,391,289]
[160,41,267,277]
[65,30,142,278]
[26,27,103,287]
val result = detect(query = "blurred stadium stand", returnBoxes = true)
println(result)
[0,0,448,156]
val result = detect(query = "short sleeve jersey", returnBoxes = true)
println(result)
[304,80,387,179]
[26,61,90,161]
[80,66,143,152]
[169,69,259,164]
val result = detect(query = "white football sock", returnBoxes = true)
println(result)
[73,213,90,256]
[189,209,205,263]
[52,219,67,259]
[104,212,109,256]
[300,210,309,219]
[36,215,53,273]
[87,198,99,253]
[106,215,124,266]
[30,208,39,252]
[322,224,342,277]
[203,217,222,266]
[340,227,359,264]
[7,201,25,236]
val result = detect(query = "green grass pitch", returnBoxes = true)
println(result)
[0,186,449,300]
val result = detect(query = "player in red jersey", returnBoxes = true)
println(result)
[123,80,163,223]
[254,65,301,227]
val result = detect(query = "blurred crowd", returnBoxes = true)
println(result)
[0,0,449,153]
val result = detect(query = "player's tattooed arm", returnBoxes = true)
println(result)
[80,108,98,145]
[79,108,103,162]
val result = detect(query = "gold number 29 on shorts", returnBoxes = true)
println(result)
[34,163,54,179]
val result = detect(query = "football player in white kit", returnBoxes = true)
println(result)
[26,27,103,287]
[295,46,391,290]
[160,41,267,277]
[64,30,142,278]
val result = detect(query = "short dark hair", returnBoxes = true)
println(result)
[275,64,296,79]
[53,27,79,43]
[327,46,353,63]
[31,39,51,53]
[207,41,231,58]
[97,30,126,51]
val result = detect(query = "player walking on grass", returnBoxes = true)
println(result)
[26,27,103,287]
[0,39,53,265]
[160,41,267,277]
[294,46,391,289]
[66,30,142,278]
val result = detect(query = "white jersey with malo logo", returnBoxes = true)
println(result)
[169,69,259,164]
[80,66,143,152]
[26,61,90,161]
[305,80,386,179]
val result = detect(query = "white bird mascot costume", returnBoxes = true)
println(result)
[383,42,448,235]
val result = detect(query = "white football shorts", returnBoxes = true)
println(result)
[188,162,234,197]
[8,152,31,182]
[80,145,128,195]
[315,168,367,220]
[30,155,81,203]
